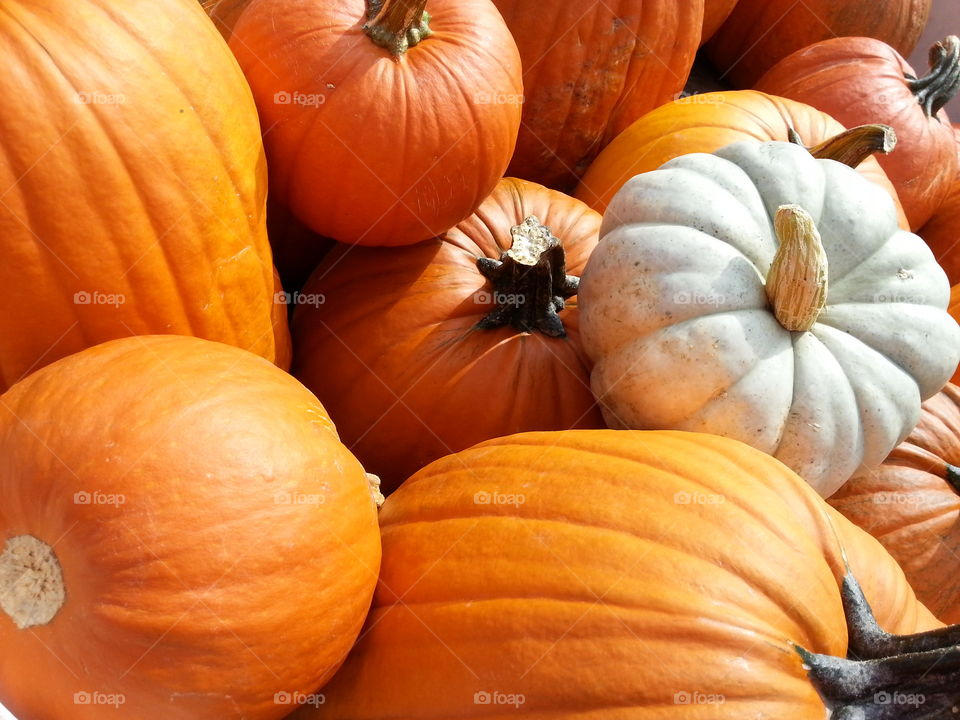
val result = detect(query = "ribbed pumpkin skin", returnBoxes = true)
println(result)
[920,128,960,283]
[490,0,703,191]
[0,336,381,720]
[575,90,909,228]
[296,430,938,719]
[706,0,930,88]
[292,178,604,493]
[0,0,291,392]
[755,37,957,230]
[229,0,522,247]
[830,384,960,624]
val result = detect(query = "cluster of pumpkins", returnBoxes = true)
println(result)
[1,0,959,717]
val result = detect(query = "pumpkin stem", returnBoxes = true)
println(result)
[788,125,897,168]
[906,36,960,118]
[0,535,66,629]
[765,205,828,333]
[366,472,386,508]
[364,0,431,56]
[798,572,960,718]
[475,215,580,338]
[946,464,960,494]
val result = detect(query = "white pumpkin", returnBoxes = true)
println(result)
[579,140,960,497]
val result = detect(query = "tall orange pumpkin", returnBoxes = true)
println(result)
[229,0,522,246]
[489,0,703,191]
[0,335,381,719]
[830,384,960,624]
[706,0,931,87]
[296,430,958,719]
[575,90,908,227]
[755,36,960,229]
[292,178,604,492]
[0,0,291,392]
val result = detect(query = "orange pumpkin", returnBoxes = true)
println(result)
[201,0,252,39]
[267,197,335,295]
[700,0,737,45]
[490,0,703,190]
[920,127,960,283]
[830,384,960,624]
[755,36,960,229]
[292,178,604,492]
[296,430,956,719]
[229,0,522,246]
[0,335,381,719]
[575,90,909,228]
[0,0,291,392]
[706,0,931,87]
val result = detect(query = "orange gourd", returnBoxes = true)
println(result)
[229,0,522,246]
[0,336,380,719]
[920,127,960,283]
[292,178,603,492]
[700,0,737,45]
[297,430,958,719]
[0,0,291,392]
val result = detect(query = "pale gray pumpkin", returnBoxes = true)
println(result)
[580,141,960,497]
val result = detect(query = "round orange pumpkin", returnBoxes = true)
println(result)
[295,430,956,719]
[0,0,291,392]
[920,126,960,283]
[229,0,522,246]
[0,335,381,719]
[575,90,908,228]
[490,0,703,191]
[830,384,960,624]
[755,36,960,230]
[706,0,931,88]
[292,178,604,492]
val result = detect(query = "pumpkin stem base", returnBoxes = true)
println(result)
[798,572,960,718]
[475,215,579,338]
[364,0,431,56]
[0,535,66,629]
[906,36,960,118]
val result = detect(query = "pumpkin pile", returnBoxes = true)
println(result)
[1,0,960,718]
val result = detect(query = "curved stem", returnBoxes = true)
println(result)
[765,205,828,332]
[788,125,897,168]
[906,36,960,118]
[364,0,431,56]
[798,572,960,718]
[475,216,580,338]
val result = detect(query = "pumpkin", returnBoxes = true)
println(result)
[292,178,604,493]
[575,90,909,228]
[579,140,960,497]
[830,384,960,625]
[755,36,960,230]
[295,430,959,719]
[700,0,737,46]
[489,0,703,191]
[201,0,253,40]
[0,335,381,719]
[267,197,335,296]
[0,0,291,392]
[706,0,931,88]
[919,126,960,283]
[229,0,522,246]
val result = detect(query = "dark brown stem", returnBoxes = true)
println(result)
[906,36,960,119]
[797,572,960,718]
[946,464,960,494]
[788,125,897,168]
[475,216,579,338]
[364,0,431,56]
